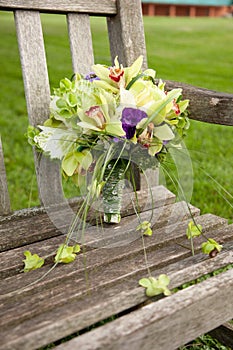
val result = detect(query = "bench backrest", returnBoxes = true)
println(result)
[0,0,147,215]
[0,0,233,216]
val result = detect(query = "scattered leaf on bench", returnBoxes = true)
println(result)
[139,274,171,297]
[23,251,45,272]
[54,244,81,264]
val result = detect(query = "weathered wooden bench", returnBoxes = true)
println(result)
[0,1,233,349]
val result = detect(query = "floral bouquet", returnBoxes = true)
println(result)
[28,56,189,225]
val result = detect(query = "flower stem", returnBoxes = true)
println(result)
[103,159,125,223]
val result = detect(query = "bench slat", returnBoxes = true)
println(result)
[67,13,94,75]
[0,0,117,15]
[55,268,233,350]
[1,248,232,350]
[1,217,231,307]
[0,138,11,216]
[0,215,229,317]
[165,80,233,125]
[14,10,50,126]
[0,200,201,281]
[107,0,147,68]
[0,186,175,252]
[15,10,65,206]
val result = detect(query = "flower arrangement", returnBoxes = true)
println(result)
[25,56,224,294]
[28,56,189,224]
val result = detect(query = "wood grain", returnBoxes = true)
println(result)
[0,200,201,279]
[0,0,117,15]
[55,268,233,350]
[165,80,233,125]
[107,0,147,69]
[15,10,65,205]
[0,228,233,350]
[0,186,175,252]
[0,246,231,350]
[0,137,11,215]
[67,13,94,74]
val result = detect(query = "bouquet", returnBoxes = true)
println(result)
[28,56,189,224]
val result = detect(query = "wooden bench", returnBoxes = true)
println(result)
[0,1,233,349]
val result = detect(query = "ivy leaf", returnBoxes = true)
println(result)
[139,274,171,297]
[23,251,45,272]
[136,221,153,236]
[186,220,202,239]
[54,244,81,264]
[73,244,81,253]
[202,238,222,256]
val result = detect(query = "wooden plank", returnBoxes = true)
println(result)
[0,215,229,309]
[165,80,233,126]
[0,137,11,216]
[0,186,175,252]
[14,10,66,206]
[67,13,94,75]
[209,322,233,349]
[14,11,50,126]
[53,268,233,350]
[107,0,147,68]
[1,248,232,350]
[0,0,117,15]
[0,200,200,279]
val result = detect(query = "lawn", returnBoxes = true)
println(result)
[0,13,232,223]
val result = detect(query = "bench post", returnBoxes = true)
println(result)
[0,136,11,215]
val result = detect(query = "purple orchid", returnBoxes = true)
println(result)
[121,108,147,139]
[85,72,100,82]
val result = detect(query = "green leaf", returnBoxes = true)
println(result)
[23,251,44,272]
[138,278,152,288]
[136,221,153,236]
[54,244,80,264]
[67,92,78,107]
[202,238,222,255]
[56,98,67,109]
[73,244,81,253]
[139,274,171,297]
[60,78,72,91]
[186,221,202,239]
[62,151,79,177]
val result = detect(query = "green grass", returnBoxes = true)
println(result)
[0,13,232,222]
